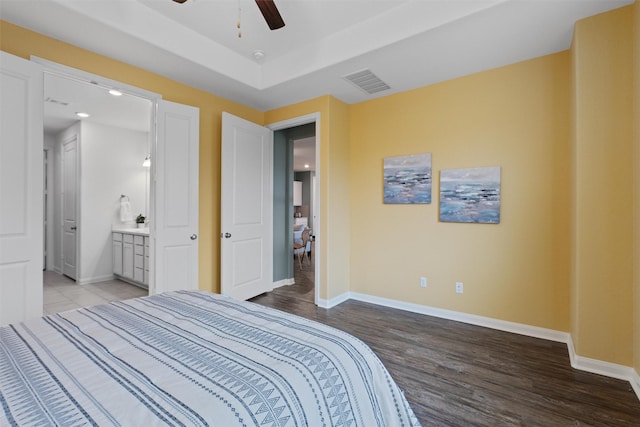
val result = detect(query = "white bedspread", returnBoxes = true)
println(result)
[1,291,420,426]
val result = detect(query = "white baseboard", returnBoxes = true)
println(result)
[77,274,115,285]
[272,278,295,290]
[349,292,569,343]
[336,291,638,400]
[632,369,640,400]
[317,292,350,309]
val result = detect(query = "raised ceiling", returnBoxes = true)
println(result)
[1,0,633,112]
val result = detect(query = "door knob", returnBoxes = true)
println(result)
[224,232,232,238]
[190,234,198,240]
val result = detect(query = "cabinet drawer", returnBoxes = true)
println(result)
[112,232,123,242]
[134,244,144,255]
[123,234,134,244]
[134,235,144,245]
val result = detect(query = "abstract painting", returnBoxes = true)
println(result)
[440,166,501,223]
[383,153,432,204]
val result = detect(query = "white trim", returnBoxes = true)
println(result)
[349,292,569,343]
[77,274,115,285]
[631,369,640,400]
[272,278,295,290]
[317,291,351,309]
[342,292,638,399]
[266,113,318,131]
[566,334,638,390]
[569,352,636,382]
[31,56,161,102]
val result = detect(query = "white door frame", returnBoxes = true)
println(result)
[31,57,161,287]
[267,113,321,306]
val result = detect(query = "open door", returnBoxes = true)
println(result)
[61,134,78,280]
[0,52,43,324]
[153,100,199,293]
[221,112,273,300]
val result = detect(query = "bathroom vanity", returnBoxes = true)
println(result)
[112,229,149,289]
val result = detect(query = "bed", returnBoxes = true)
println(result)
[0,290,420,426]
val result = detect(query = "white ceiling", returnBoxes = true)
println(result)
[43,73,152,134]
[1,0,633,114]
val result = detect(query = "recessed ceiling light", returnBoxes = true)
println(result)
[304,164,310,169]
[109,89,123,96]
[76,112,90,118]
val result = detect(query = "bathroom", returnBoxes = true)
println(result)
[43,72,152,290]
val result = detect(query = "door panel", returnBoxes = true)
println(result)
[154,100,199,293]
[221,112,273,300]
[0,52,43,324]
[62,136,77,280]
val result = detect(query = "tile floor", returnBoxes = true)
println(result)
[43,271,148,315]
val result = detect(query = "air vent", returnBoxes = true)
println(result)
[44,97,70,106]
[342,69,390,95]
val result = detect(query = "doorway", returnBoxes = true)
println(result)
[39,60,155,302]
[269,114,320,305]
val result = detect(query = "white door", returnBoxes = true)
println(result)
[0,52,43,324]
[62,135,78,280]
[153,100,199,294]
[220,112,273,300]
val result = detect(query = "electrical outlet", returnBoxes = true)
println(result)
[420,277,427,288]
[455,282,464,294]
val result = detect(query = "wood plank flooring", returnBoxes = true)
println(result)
[250,263,640,426]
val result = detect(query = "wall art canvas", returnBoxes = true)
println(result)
[440,166,501,223]
[383,153,432,204]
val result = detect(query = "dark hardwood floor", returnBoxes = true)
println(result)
[250,259,640,426]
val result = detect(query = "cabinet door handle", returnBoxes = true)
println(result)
[190,234,198,240]
[224,233,232,239]
[70,226,77,230]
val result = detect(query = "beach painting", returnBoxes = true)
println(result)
[383,153,432,204]
[440,166,501,224]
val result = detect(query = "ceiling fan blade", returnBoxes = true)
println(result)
[172,0,188,3]
[255,0,285,30]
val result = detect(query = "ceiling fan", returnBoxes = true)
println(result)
[172,0,285,30]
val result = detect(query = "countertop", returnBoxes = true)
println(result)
[112,227,150,236]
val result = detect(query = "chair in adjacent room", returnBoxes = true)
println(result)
[293,227,310,270]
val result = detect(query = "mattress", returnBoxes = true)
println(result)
[0,290,420,426]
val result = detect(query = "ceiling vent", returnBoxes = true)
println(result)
[342,69,390,95]
[44,97,70,106]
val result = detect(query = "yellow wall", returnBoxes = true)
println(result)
[349,53,572,331]
[572,6,634,365]
[0,20,263,294]
[632,1,640,376]
[265,96,351,301]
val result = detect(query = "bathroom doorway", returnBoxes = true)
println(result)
[41,66,154,308]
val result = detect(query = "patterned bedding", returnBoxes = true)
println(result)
[0,290,420,426]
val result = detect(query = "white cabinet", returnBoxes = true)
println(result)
[293,181,302,206]
[113,231,149,289]
[144,238,150,285]
[112,233,123,276]
[134,235,145,283]
[122,234,134,280]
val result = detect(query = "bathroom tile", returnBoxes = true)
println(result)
[43,271,149,315]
